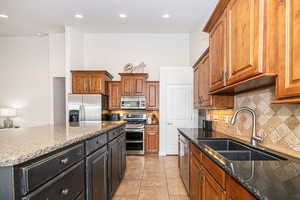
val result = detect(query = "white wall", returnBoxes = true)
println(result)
[70,28,84,67]
[0,36,52,127]
[189,28,209,65]
[83,33,190,81]
[49,33,65,77]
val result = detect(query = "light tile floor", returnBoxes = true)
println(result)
[113,155,190,200]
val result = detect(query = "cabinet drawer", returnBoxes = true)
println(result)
[86,133,107,155]
[16,143,84,196]
[108,127,124,141]
[202,153,226,189]
[22,161,85,200]
[191,143,202,163]
[145,125,159,131]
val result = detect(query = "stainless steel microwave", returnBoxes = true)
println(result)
[121,96,146,110]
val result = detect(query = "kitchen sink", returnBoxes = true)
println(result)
[199,139,249,151]
[199,139,287,161]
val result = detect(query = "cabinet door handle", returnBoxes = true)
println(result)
[198,172,204,184]
[60,158,69,165]
[220,71,224,81]
[61,188,69,196]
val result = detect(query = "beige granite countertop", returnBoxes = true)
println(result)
[0,121,126,167]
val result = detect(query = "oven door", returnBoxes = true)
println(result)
[126,129,144,141]
[126,129,144,154]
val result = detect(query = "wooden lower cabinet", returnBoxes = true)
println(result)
[188,143,256,200]
[203,169,226,200]
[86,146,108,200]
[145,125,159,153]
[226,176,256,200]
[190,154,204,200]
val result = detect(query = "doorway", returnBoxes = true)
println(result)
[160,67,194,155]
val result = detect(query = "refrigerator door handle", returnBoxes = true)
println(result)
[79,105,84,121]
[81,105,86,121]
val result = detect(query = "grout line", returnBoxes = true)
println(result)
[136,156,145,200]
[164,156,171,200]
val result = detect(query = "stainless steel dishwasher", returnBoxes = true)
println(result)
[178,134,189,193]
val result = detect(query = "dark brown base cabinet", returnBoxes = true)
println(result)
[0,125,126,200]
[86,146,108,200]
[108,132,126,199]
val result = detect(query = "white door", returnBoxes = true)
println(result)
[166,84,193,154]
[160,67,194,155]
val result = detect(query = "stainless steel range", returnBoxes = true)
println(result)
[124,113,146,155]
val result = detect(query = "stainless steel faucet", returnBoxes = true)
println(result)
[230,107,263,146]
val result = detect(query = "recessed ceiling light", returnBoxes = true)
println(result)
[162,14,171,19]
[119,14,127,18]
[0,14,8,18]
[74,14,84,19]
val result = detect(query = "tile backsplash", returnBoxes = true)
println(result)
[207,86,300,157]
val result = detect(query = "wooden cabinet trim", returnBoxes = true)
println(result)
[203,0,231,32]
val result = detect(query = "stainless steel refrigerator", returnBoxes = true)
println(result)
[68,94,108,122]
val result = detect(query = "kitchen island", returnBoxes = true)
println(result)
[0,121,127,200]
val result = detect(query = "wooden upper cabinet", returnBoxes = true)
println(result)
[275,0,300,102]
[108,81,121,110]
[203,0,278,94]
[193,65,200,108]
[194,49,234,109]
[226,0,261,85]
[122,77,132,96]
[72,72,90,94]
[199,51,211,107]
[209,11,227,91]
[134,77,146,96]
[72,71,113,95]
[119,73,148,96]
[90,73,105,94]
[146,81,159,110]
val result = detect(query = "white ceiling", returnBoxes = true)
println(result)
[0,0,218,36]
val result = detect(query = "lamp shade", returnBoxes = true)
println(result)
[0,108,17,117]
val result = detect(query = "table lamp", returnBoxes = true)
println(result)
[0,108,17,128]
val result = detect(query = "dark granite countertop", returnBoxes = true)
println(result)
[178,128,300,200]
